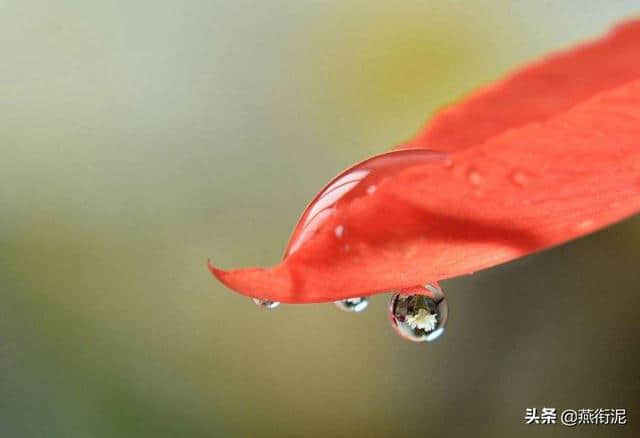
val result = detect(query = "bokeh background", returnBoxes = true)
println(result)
[2,1,639,437]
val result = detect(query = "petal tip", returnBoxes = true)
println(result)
[207,259,228,282]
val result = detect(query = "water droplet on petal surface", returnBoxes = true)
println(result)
[388,284,448,342]
[253,298,280,309]
[576,219,595,231]
[335,297,368,312]
[467,168,483,186]
[510,170,531,187]
[283,149,446,257]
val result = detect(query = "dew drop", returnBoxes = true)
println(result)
[510,170,530,187]
[253,298,280,309]
[576,219,595,231]
[335,297,368,312]
[467,168,483,186]
[334,224,344,238]
[388,284,448,342]
[283,149,446,257]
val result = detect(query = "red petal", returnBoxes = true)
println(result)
[402,19,640,153]
[210,21,640,303]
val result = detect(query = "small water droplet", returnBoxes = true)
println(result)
[334,224,344,238]
[388,284,448,342]
[253,298,280,309]
[366,185,377,195]
[576,219,595,231]
[335,297,368,312]
[467,169,483,186]
[511,170,530,187]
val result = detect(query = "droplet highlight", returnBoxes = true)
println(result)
[335,297,368,312]
[388,284,448,342]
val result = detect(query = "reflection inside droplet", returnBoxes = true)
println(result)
[283,149,446,257]
[253,298,280,309]
[335,297,368,312]
[388,284,448,342]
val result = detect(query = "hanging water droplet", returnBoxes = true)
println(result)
[252,298,280,309]
[335,297,368,312]
[283,149,446,257]
[388,284,448,342]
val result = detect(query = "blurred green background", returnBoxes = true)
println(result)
[1,1,639,437]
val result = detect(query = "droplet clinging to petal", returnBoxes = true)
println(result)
[334,297,368,312]
[253,298,280,309]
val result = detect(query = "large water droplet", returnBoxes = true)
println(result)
[335,297,368,312]
[388,284,448,342]
[283,149,446,257]
[253,298,280,309]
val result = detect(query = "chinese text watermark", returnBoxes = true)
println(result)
[525,408,628,427]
